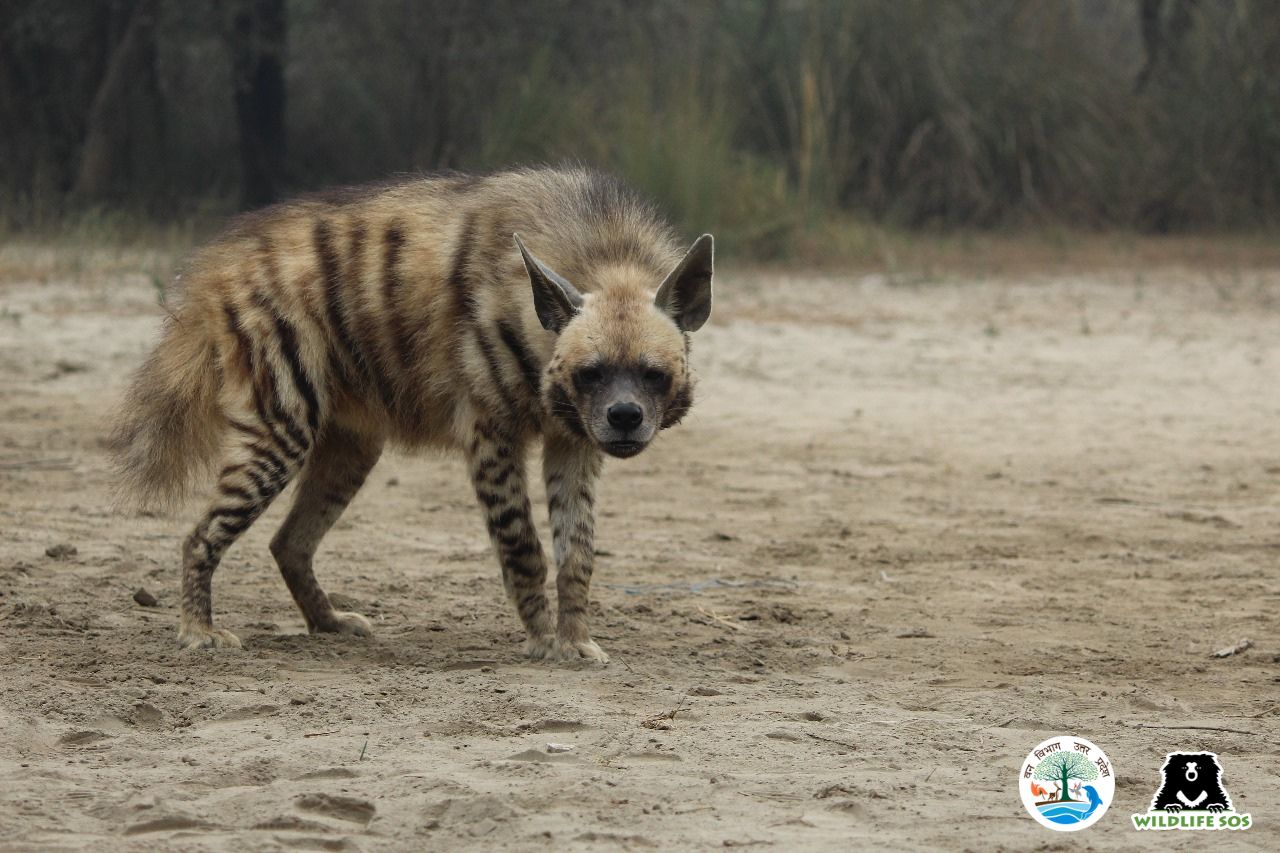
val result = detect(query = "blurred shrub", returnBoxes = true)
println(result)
[2,0,1279,252]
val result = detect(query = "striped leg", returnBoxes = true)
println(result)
[269,424,383,636]
[181,289,320,650]
[543,435,607,662]
[179,430,307,649]
[466,425,556,656]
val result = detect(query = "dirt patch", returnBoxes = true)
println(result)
[0,263,1277,850]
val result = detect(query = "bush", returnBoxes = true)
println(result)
[2,0,1279,250]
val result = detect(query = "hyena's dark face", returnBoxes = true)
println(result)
[554,331,689,458]
[515,234,713,458]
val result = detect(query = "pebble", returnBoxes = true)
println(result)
[687,686,723,697]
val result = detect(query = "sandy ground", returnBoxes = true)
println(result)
[0,253,1277,851]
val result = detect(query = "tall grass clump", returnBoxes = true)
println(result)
[1129,1,1280,229]
[470,22,800,258]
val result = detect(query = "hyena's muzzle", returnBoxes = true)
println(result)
[589,373,658,458]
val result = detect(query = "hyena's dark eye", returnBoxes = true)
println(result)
[643,368,671,391]
[574,366,604,389]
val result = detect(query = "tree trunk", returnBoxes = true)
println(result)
[221,0,287,209]
[1136,0,1199,91]
[73,0,164,202]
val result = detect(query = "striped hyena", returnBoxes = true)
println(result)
[110,167,713,662]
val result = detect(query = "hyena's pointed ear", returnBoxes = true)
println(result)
[654,234,713,332]
[514,233,583,333]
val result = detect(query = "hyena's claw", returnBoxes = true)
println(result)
[313,610,373,638]
[553,637,610,664]
[177,625,243,650]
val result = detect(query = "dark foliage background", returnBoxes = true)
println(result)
[2,0,1278,254]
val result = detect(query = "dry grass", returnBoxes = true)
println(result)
[5,225,1280,293]
[793,224,1280,278]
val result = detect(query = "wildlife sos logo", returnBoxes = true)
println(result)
[1019,736,1114,831]
[1131,752,1252,831]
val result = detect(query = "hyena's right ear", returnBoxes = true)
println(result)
[514,233,583,333]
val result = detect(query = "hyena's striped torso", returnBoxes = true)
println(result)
[191,171,679,447]
[111,167,715,660]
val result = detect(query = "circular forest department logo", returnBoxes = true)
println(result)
[1019,736,1114,831]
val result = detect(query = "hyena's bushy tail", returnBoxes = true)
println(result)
[109,313,224,510]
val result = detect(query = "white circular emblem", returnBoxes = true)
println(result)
[1020,735,1115,831]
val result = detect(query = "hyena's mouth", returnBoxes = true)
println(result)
[602,439,647,459]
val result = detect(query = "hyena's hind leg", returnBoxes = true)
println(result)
[269,424,383,636]
[180,425,309,649]
[179,287,324,649]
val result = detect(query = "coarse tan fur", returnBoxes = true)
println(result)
[109,166,715,661]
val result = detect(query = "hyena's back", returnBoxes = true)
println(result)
[110,167,678,507]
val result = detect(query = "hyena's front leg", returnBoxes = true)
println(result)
[543,435,607,662]
[466,426,556,656]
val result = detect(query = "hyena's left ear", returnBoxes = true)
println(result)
[514,233,583,333]
[655,234,713,332]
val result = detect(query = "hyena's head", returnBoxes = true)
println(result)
[515,233,713,459]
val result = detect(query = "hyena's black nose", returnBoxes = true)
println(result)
[607,402,643,430]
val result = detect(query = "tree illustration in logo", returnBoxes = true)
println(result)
[1033,751,1099,803]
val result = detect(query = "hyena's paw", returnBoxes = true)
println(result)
[523,633,608,663]
[177,624,243,650]
[552,637,610,664]
[313,610,373,638]
[523,634,558,660]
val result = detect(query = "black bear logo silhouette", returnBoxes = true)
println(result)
[1150,753,1233,814]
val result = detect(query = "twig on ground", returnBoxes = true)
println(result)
[0,457,76,471]
[806,732,858,750]
[1124,723,1257,736]
[1210,638,1253,658]
[641,705,691,730]
[696,604,744,632]
[738,790,806,802]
